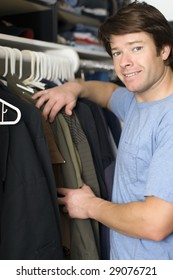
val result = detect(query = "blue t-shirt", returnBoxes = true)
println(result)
[109,87,173,259]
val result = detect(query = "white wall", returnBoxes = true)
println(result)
[138,0,173,21]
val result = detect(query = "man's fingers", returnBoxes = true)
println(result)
[57,187,70,196]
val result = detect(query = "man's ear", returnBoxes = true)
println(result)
[161,45,171,60]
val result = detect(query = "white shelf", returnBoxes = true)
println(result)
[0,33,114,74]
[72,45,110,59]
[0,33,68,52]
[0,33,111,61]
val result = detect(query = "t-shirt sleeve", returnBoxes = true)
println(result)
[109,86,134,122]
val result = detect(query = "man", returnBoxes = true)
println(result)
[33,1,173,259]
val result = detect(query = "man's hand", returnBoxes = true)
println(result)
[57,184,96,219]
[32,81,82,122]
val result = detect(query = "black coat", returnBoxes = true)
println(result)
[0,86,63,259]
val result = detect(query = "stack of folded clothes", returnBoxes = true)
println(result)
[57,1,130,51]
[57,0,109,51]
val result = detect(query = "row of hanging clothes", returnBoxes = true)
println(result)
[0,45,121,260]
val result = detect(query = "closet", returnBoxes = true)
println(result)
[0,0,122,260]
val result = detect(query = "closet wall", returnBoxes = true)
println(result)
[138,0,173,21]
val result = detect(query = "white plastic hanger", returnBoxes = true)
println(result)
[0,98,21,125]
[45,48,79,80]
[0,46,80,89]
[0,46,8,77]
[22,50,36,86]
[13,48,23,79]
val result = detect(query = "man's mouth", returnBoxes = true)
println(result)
[124,71,141,77]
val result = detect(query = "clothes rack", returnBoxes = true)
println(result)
[80,59,114,72]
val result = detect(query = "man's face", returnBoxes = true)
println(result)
[110,32,170,102]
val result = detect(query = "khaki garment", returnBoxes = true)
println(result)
[51,112,100,260]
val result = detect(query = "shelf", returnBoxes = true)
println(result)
[0,0,54,16]
[1,32,109,56]
[56,7,112,62]
[0,33,72,52]
[0,1,58,43]
[0,33,80,74]
[58,8,101,28]
[72,45,110,59]
[0,33,109,59]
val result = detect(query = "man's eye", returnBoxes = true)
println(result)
[134,46,143,52]
[112,51,121,57]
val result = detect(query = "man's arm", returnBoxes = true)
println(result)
[58,185,173,242]
[32,80,118,122]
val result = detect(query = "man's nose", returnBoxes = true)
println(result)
[120,53,133,68]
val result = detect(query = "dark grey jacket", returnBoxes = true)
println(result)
[0,86,63,260]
